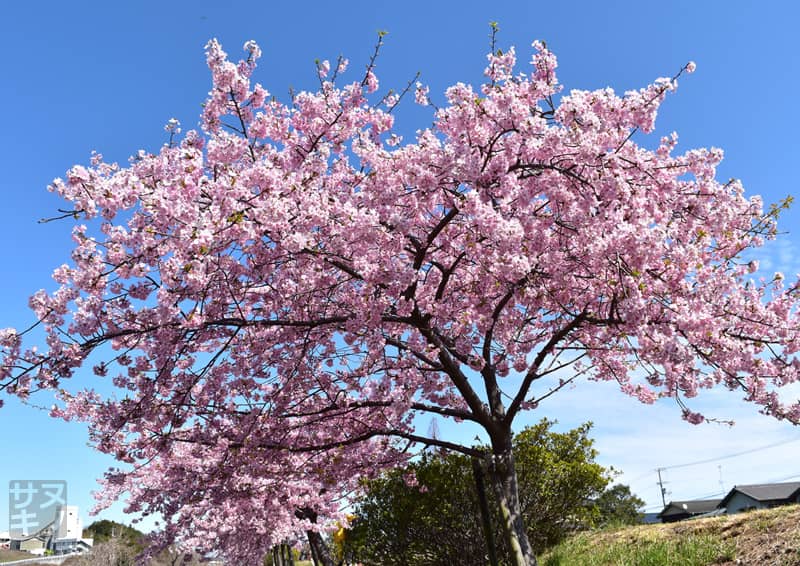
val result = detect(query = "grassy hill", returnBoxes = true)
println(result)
[84,518,145,547]
[540,504,800,565]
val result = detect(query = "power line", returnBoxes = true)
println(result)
[627,470,659,484]
[634,436,800,510]
[765,472,800,483]
[657,436,800,471]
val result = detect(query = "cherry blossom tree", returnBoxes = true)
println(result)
[2,32,799,566]
[93,435,392,564]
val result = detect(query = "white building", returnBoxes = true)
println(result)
[50,505,93,554]
[53,505,82,540]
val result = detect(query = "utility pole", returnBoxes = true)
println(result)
[656,468,667,506]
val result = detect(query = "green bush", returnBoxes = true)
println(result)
[348,419,639,565]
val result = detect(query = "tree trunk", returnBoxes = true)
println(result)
[308,531,321,565]
[489,444,537,566]
[305,530,334,566]
[296,507,335,566]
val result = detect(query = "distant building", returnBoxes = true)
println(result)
[719,482,800,514]
[54,505,83,539]
[9,505,93,555]
[656,481,800,522]
[657,499,722,523]
[50,505,93,554]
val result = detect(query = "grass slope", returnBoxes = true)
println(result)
[541,504,800,566]
[0,549,36,563]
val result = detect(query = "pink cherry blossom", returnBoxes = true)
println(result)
[1,36,799,566]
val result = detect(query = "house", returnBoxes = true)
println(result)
[719,482,800,514]
[657,481,800,523]
[657,499,722,522]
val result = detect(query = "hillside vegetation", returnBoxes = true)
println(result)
[541,505,800,566]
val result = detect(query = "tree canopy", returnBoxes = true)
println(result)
[1,32,798,565]
[594,484,645,528]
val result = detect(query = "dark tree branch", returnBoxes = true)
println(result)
[505,311,587,424]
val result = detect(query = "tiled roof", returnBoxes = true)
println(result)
[658,498,722,517]
[721,481,800,505]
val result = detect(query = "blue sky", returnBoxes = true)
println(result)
[1,0,800,530]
